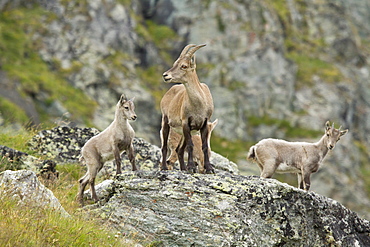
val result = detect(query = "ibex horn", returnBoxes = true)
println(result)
[331,122,335,129]
[185,44,207,59]
[179,44,197,58]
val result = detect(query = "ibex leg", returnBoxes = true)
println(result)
[200,119,214,174]
[160,115,170,170]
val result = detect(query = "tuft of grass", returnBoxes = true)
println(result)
[44,163,87,213]
[0,159,136,246]
[0,128,39,154]
[0,195,131,246]
[0,97,29,125]
[0,125,138,246]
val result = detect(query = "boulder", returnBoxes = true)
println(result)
[0,170,68,216]
[86,170,370,246]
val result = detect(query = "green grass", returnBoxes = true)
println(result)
[211,134,253,163]
[286,52,344,88]
[0,191,130,247]
[0,128,38,154]
[0,97,29,125]
[354,141,370,196]
[248,115,322,139]
[0,156,135,246]
[0,7,97,126]
[268,0,346,88]
[136,66,168,108]
[0,125,136,246]
[135,19,179,64]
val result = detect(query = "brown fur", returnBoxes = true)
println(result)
[167,119,218,173]
[160,44,215,173]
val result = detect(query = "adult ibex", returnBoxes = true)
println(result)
[160,44,215,173]
[247,121,348,190]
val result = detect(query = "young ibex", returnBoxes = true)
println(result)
[167,119,218,173]
[160,44,215,173]
[247,121,348,190]
[77,94,137,205]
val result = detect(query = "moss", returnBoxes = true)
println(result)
[354,141,370,195]
[211,134,253,163]
[268,0,346,88]
[216,12,226,33]
[0,6,97,126]
[135,20,179,64]
[136,66,167,108]
[286,52,344,88]
[145,20,177,48]
[248,115,322,139]
[228,80,245,91]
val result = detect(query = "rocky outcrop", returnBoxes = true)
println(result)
[0,170,68,216]
[1,125,370,246]
[0,145,58,180]
[29,126,100,162]
[1,0,370,224]
[86,170,370,246]
[29,126,239,175]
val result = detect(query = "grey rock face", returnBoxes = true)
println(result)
[87,170,370,246]
[0,170,68,216]
[29,126,238,175]
[29,126,100,162]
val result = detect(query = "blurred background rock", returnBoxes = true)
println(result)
[0,0,369,219]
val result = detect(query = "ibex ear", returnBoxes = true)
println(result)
[120,94,127,104]
[340,129,348,136]
[325,121,331,131]
[211,119,219,129]
[190,55,196,69]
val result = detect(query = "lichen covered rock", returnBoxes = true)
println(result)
[0,145,58,179]
[29,126,100,162]
[29,126,239,175]
[86,171,370,246]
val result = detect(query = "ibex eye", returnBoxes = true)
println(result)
[124,106,129,110]
[181,65,188,69]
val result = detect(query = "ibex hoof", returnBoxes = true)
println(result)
[205,169,215,174]
[186,163,197,174]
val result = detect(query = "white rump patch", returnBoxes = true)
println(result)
[276,162,300,173]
